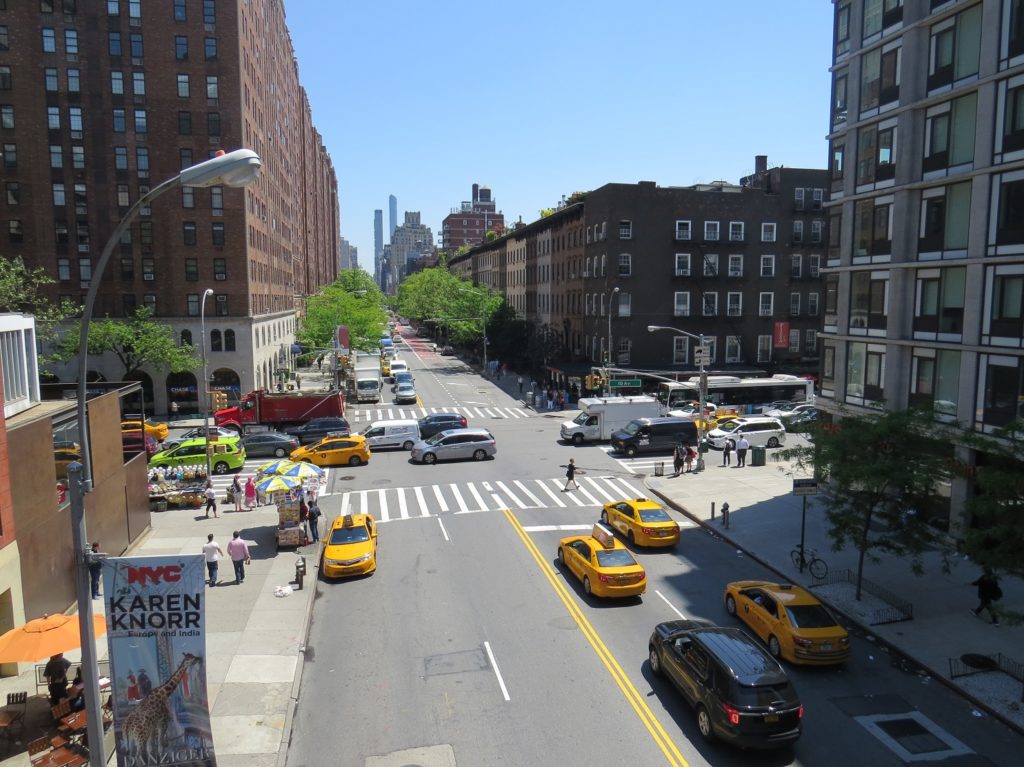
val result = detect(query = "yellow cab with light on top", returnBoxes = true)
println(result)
[557,523,646,598]
[322,514,377,578]
[600,498,680,547]
[724,580,850,665]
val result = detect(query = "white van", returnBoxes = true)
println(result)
[360,419,420,450]
[706,416,787,449]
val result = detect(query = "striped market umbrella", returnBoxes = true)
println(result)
[257,459,298,476]
[255,474,302,494]
[276,461,324,479]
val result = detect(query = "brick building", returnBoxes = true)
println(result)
[441,184,505,254]
[0,0,338,414]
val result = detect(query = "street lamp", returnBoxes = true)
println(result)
[457,287,488,373]
[70,148,260,767]
[200,288,215,476]
[648,324,708,472]
[606,286,620,394]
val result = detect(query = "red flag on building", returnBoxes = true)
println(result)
[773,321,790,349]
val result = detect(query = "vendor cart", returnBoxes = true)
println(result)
[256,474,308,549]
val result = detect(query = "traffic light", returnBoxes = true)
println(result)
[211,390,228,411]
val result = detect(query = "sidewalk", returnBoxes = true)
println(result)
[643,453,1024,734]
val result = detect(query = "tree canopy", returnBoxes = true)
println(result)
[0,256,80,362]
[297,270,387,357]
[394,268,501,347]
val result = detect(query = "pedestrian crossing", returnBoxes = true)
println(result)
[336,474,647,524]
[595,445,678,475]
[347,405,531,422]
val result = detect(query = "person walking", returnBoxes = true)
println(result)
[517,375,523,393]
[722,438,734,467]
[204,480,218,518]
[227,531,251,584]
[735,436,750,467]
[244,476,257,510]
[202,533,224,586]
[230,475,243,512]
[684,442,695,473]
[970,569,1002,625]
[88,541,102,599]
[563,458,584,491]
[672,444,684,476]
[307,497,322,542]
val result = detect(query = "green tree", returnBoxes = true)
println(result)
[778,407,954,599]
[54,306,201,379]
[0,256,81,362]
[298,274,387,357]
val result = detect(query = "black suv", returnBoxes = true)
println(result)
[648,620,802,749]
[287,416,351,445]
[417,412,468,438]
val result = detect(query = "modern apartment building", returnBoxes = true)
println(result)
[441,184,505,253]
[823,0,1024,535]
[450,158,827,376]
[388,212,434,284]
[0,0,339,414]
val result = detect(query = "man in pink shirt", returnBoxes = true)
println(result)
[227,531,251,584]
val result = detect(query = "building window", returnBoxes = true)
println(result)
[726,336,741,363]
[854,197,893,256]
[112,108,126,132]
[64,29,78,55]
[184,258,198,281]
[116,184,129,207]
[45,68,58,91]
[795,188,805,209]
[139,221,152,246]
[57,258,71,280]
[140,257,154,281]
[928,5,981,92]
[857,121,897,185]
[812,189,823,210]
[177,74,189,97]
[143,293,156,313]
[178,111,191,134]
[175,36,187,59]
[980,356,1024,427]
[672,336,688,365]
[213,257,226,280]
[790,293,801,316]
[210,330,222,351]
[919,181,971,254]
[674,292,690,317]
[674,253,691,276]
[835,3,850,57]
[0,66,10,90]
[206,75,218,99]
[704,221,719,241]
[924,94,977,171]
[911,348,961,417]
[675,220,691,241]
[851,271,890,329]
[811,220,824,243]
[212,222,225,245]
[790,255,802,278]
[204,37,217,60]
[183,221,197,245]
[180,148,193,169]
[789,329,801,353]
[703,292,718,316]
[728,221,744,241]
[8,220,23,242]
[3,143,16,168]
[617,253,631,277]
[55,222,69,245]
[129,32,143,58]
[173,0,186,20]
[110,71,124,94]
[0,26,7,52]
[833,70,848,125]
[134,109,147,133]
[757,335,772,363]
[761,222,776,242]
[991,172,1024,248]
[832,142,845,179]
[132,71,145,95]
[728,254,743,277]
[46,106,60,129]
[808,292,820,316]
[793,221,804,243]
[136,147,149,176]
[119,257,133,279]
[915,266,965,334]
[727,292,742,316]
[207,111,220,137]
[215,294,228,316]
[759,292,774,316]
[760,255,775,277]
[186,294,199,316]
[42,28,57,53]
[5,182,18,205]
[108,31,121,56]
[703,253,718,277]
[114,146,127,169]
[224,329,235,351]
[847,342,886,403]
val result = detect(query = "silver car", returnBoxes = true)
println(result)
[394,382,418,404]
[410,428,496,464]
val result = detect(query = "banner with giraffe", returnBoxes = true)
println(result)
[102,554,216,767]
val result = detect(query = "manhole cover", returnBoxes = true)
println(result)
[961,653,998,671]
[337,475,356,481]
[875,718,947,755]
[856,712,973,762]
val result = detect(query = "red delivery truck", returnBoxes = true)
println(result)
[215,389,345,433]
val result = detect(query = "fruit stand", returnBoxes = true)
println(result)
[147,465,209,510]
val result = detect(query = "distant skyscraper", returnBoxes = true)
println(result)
[389,195,398,240]
[340,238,358,270]
[374,210,384,286]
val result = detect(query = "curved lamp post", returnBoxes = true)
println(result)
[70,148,261,767]
[200,288,215,476]
[648,324,708,472]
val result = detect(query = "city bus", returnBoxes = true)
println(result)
[656,375,814,414]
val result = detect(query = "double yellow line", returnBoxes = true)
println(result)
[503,510,689,767]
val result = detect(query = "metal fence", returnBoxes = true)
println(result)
[950,653,1024,683]
[811,568,914,625]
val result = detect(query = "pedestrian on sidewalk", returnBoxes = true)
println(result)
[307,497,322,542]
[170,400,179,420]
[299,497,310,540]
[230,475,243,512]
[722,438,734,467]
[204,480,218,518]
[295,374,302,390]
[518,375,523,393]
[202,533,224,586]
[970,568,1002,625]
[244,476,257,510]
[88,541,102,599]
[563,458,584,491]
[227,531,251,584]
[736,436,750,467]
[684,442,695,473]
[672,444,684,476]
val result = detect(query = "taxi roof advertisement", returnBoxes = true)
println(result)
[102,554,216,767]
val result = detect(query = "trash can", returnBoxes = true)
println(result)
[750,446,767,467]
[654,462,665,477]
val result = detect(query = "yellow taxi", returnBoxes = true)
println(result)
[290,434,371,467]
[724,580,850,665]
[54,447,81,479]
[557,523,646,598]
[321,514,377,578]
[121,419,169,442]
[600,498,680,547]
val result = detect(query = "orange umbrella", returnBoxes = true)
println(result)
[0,613,107,663]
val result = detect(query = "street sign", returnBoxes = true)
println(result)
[693,345,711,366]
[792,478,819,496]
[609,378,642,388]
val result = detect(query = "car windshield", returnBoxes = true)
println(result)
[572,412,589,425]
[329,526,369,545]
[717,422,740,434]
[733,682,795,708]
[425,432,446,445]
[357,381,377,391]
[785,604,839,629]
[595,549,637,567]
[620,420,641,436]
[638,508,672,522]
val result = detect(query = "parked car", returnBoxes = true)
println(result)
[121,419,169,442]
[764,403,816,420]
[290,434,370,467]
[162,425,238,450]
[410,428,495,464]
[610,417,699,457]
[122,431,160,458]
[286,416,351,445]
[417,412,467,438]
[440,345,455,355]
[391,370,414,391]
[648,619,803,749]
[705,416,787,449]
[782,407,818,432]
[393,383,418,404]
[360,420,420,450]
[149,437,245,474]
[241,431,301,458]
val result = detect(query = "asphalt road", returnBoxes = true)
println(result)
[285,338,1022,767]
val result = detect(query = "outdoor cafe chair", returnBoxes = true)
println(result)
[3,692,27,735]
[27,735,51,765]
[50,699,71,725]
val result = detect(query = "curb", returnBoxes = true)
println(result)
[644,480,1024,739]
[275,542,320,767]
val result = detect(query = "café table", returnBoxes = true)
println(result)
[38,745,88,767]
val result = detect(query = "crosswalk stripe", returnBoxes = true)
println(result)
[386,408,396,419]
[512,480,543,506]
[397,487,409,520]
[413,486,430,517]
[472,407,486,418]
[376,488,389,523]
[432,484,448,512]
[482,408,497,418]
[533,479,567,507]
[572,483,602,505]
[357,489,369,518]
[495,481,527,509]
[582,477,616,503]
[449,484,470,513]
[465,482,487,511]
[554,479,590,507]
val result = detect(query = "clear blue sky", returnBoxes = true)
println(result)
[286,1,835,269]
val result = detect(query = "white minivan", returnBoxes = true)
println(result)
[360,419,420,450]
[388,358,408,382]
[706,416,787,449]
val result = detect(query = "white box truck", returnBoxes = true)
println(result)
[355,369,381,403]
[559,396,661,444]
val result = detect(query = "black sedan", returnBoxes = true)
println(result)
[286,416,351,445]
[241,431,300,458]
[417,412,468,438]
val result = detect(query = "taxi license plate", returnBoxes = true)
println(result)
[764,714,779,723]
[656,530,669,537]
[821,643,833,651]
[616,575,634,584]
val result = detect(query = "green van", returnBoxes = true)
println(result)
[148,437,246,474]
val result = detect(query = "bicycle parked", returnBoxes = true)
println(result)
[790,545,828,579]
